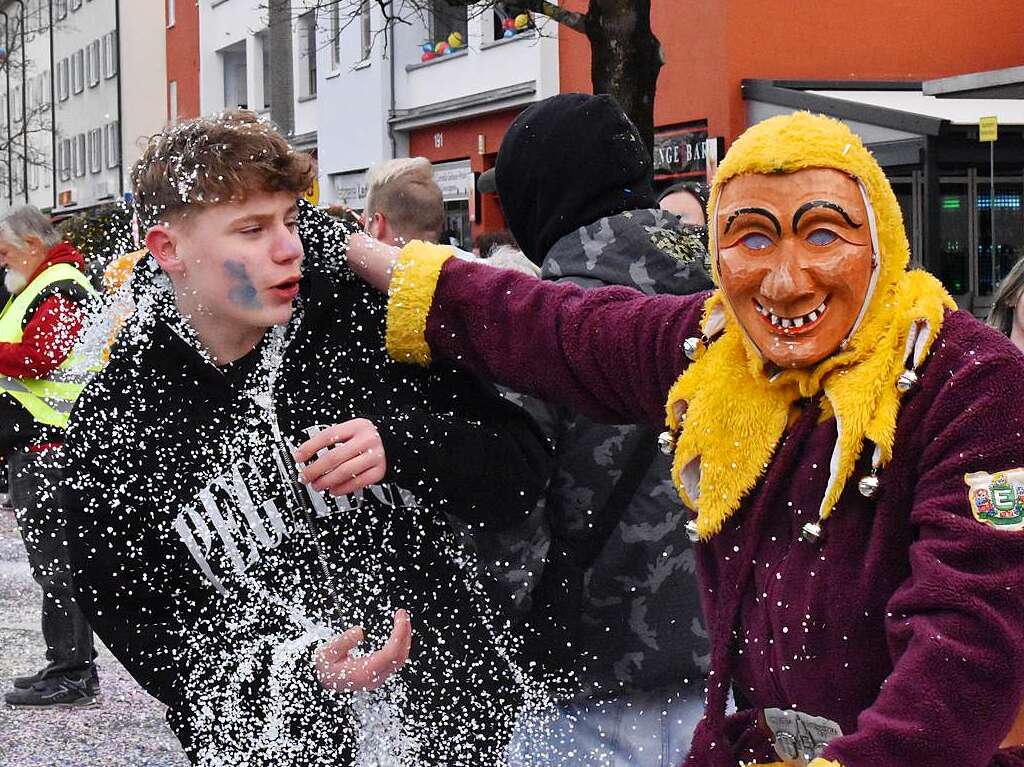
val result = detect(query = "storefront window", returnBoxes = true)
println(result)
[976,180,1024,296]
[938,182,970,298]
[889,177,920,266]
[442,200,471,250]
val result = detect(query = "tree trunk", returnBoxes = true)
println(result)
[267,0,295,135]
[585,0,662,153]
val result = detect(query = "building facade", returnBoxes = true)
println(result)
[0,0,167,216]
[316,0,559,247]
[0,0,54,211]
[199,0,318,155]
[166,0,200,123]
[557,0,1024,317]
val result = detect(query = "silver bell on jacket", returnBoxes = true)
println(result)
[658,431,677,456]
[683,337,703,361]
[858,473,880,498]
[896,369,918,393]
[685,519,700,543]
[800,521,823,543]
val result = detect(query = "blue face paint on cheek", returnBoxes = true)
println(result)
[224,260,262,309]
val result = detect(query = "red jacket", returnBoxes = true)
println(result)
[1,242,89,452]
[0,241,87,379]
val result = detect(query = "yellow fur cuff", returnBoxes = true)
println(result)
[384,241,453,366]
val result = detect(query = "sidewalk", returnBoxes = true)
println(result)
[0,506,188,767]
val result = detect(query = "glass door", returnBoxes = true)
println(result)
[937,179,972,305]
[975,176,1024,316]
[889,172,922,267]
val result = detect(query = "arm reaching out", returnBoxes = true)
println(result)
[346,232,400,293]
[353,236,709,428]
[316,609,413,692]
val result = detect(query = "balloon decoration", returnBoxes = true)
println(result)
[418,12,530,61]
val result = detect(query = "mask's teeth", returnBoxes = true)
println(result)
[816,301,827,313]
[770,312,779,326]
[807,310,819,323]
[780,318,792,328]
[793,317,804,328]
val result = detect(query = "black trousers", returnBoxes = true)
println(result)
[9,448,96,680]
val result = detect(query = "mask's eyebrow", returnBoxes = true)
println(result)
[724,207,782,236]
[792,200,862,231]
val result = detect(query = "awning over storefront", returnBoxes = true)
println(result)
[805,88,1024,126]
[924,66,1024,100]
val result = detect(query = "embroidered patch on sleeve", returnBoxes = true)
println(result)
[964,469,1024,531]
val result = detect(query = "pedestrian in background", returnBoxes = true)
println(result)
[362,157,444,246]
[658,181,709,228]
[491,93,715,767]
[988,255,1024,352]
[0,205,99,707]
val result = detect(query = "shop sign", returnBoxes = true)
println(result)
[331,172,369,210]
[303,178,320,207]
[654,127,709,178]
[979,116,998,143]
[432,159,473,201]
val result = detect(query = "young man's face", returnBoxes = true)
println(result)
[162,191,304,331]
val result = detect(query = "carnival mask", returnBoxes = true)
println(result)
[716,168,877,369]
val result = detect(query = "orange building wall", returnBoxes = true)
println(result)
[409,109,522,172]
[166,0,200,121]
[560,0,1024,147]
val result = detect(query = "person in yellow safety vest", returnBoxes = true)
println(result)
[0,205,100,708]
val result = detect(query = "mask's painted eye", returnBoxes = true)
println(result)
[740,232,773,250]
[807,228,838,246]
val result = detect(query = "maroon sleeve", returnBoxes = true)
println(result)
[0,295,83,379]
[825,348,1024,767]
[425,257,708,428]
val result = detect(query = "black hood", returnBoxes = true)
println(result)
[495,93,657,264]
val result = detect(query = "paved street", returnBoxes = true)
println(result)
[0,506,189,767]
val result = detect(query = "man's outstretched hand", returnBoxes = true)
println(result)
[294,418,387,497]
[315,609,413,692]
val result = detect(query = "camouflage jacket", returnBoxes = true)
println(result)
[477,209,715,702]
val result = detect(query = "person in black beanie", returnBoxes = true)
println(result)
[495,93,661,266]
[478,93,716,766]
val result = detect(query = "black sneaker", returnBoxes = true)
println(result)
[4,676,99,708]
[13,666,99,694]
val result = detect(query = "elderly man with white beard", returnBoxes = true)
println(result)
[0,205,100,707]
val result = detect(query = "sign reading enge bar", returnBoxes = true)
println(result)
[654,127,709,177]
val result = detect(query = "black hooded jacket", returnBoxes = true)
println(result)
[62,207,551,766]
[495,93,658,264]
[488,94,714,703]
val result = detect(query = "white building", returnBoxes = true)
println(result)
[199,0,319,154]
[0,0,55,212]
[314,0,559,245]
[0,0,167,215]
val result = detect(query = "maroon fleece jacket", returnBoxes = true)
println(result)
[417,256,1024,767]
